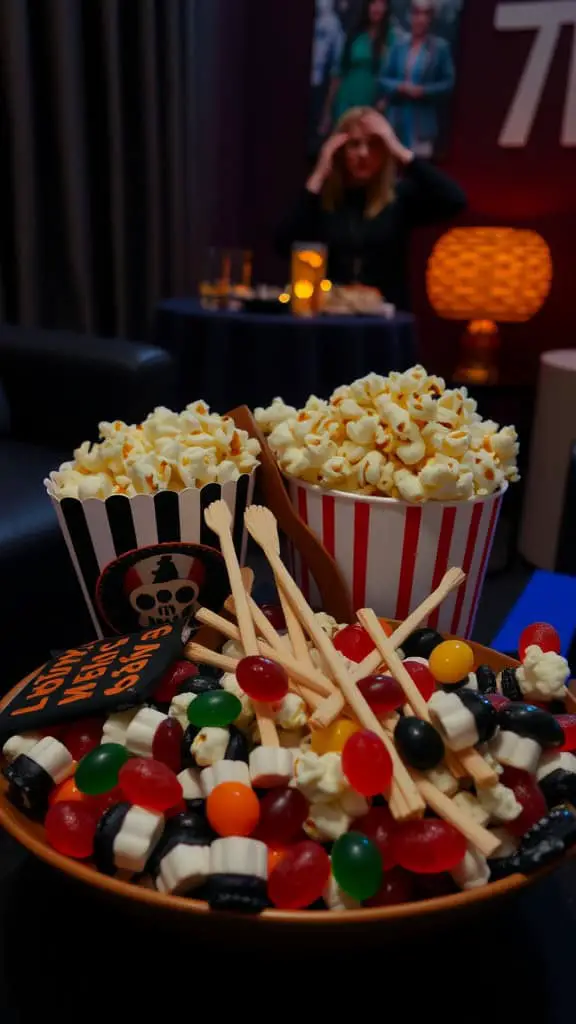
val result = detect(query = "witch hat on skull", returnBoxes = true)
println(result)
[96,541,229,635]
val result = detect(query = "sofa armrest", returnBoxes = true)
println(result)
[0,324,178,447]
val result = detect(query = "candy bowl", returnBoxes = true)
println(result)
[1,500,575,940]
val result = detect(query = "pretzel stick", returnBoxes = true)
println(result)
[245,505,423,820]
[413,774,501,858]
[351,568,467,682]
[204,501,278,746]
[184,643,238,674]
[358,609,498,788]
[195,607,334,701]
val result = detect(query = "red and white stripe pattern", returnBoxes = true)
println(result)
[288,480,505,638]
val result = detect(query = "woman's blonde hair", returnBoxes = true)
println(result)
[322,106,396,219]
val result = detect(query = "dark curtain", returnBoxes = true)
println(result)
[0,0,210,339]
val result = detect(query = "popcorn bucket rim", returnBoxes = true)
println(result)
[43,470,258,503]
[282,472,509,510]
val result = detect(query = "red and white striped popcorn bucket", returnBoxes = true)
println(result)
[287,479,507,638]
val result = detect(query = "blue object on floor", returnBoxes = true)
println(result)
[490,570,576,656]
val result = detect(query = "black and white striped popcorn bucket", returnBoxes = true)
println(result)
[45,476,256,638]
[287,479,507,637]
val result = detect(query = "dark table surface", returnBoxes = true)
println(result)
[154,299,418,410]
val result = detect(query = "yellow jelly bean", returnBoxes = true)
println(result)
[429,640,475,685]
[325,717,361,753]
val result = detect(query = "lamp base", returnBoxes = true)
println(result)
[453,320,500,386]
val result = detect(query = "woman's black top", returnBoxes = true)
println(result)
[276,158,466,311]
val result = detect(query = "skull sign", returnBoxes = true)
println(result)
[124,553,205,627]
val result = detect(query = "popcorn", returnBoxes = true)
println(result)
[258,366,518,503]
[47,402,261,499]
[517,645,570,702]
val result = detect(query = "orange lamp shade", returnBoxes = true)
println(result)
[426,228,552,323]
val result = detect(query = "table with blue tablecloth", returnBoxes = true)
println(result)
[154,299,418,410]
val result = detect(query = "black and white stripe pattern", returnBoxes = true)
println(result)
[50,474,256,637]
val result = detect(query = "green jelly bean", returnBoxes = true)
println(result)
[331,831,383,902]
[187,690,242,728]
[75,743,129,796]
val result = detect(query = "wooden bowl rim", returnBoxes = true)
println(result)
[0,638,561,926]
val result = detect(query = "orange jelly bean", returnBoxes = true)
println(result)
[206,782,260,837]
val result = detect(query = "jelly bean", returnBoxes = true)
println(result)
[119,758,182,812]
[377,619,394,637]
[206,782,260,837]
[394,716,444,771]
[311,718,360,755]
[332,831,382,901]
[364,866,415,907]
[236,656,289,703]
[268,845,288,875]
[268,840,331,909]
[500,766,548,837]
[402,628,443,660]
[187,690,242,728]
[429,640,475,686]
[555,715,576,752]
[49,776,87,807]
[153,660,198,704]
[392,819,467,873]
[256,787,308,845]
[332,624,376,663]
[342,729,393,796]
[518,622,561,662]
[259,603,286,631]
[353,805,398,870]
[75,743,128,796]
[357,675,404,715]
[61,717,104,761]
[45,801,99,859]
[152,717,184,773]
[484,692,510,711]
[403,660,436,702]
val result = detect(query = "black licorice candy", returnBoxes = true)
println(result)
[500,667,523,702]
[225,725,249,763]
[402,628,443,660]
[497,703,564,749]
[207,874,269,913]
[476,665,497,695]
[539,769,576,809]
[394,717,444,771]
[458,690,498,743]
[4,755,54,818]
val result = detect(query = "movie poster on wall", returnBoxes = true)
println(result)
[310,0,464,158]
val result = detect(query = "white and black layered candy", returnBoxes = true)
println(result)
[537,751,576,808]
[181,723,248,770]
[3,737,73,816]
[489,807,576,879]
[94,803,164,875]
[207,837,268,913]
[148,810,215,895]
[491,703,564,774]
[428,690,498,751]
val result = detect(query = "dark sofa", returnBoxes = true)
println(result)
[0,324,178,691]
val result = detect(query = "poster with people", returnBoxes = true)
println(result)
[310,0,464,158]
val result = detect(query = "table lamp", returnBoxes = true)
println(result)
[426,227,552,384]
[291,243,327,317]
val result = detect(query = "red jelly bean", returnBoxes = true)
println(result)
[118,758,182,812]
[342,730,393,796]
[403,660,436,702]
[364,867,415,907]
[357,675,404,715]
[255,787,309,845]
[392,819,467,873]
[259,603,286,632]
[353,805,398,870]
[268,840,331,909]
[153,660,199,704]
[45,801,99,859]
[519,622,561,662]
[500,766,547,837]
[61,717,104,761]
[152,717,184,773]
[236,656,289,702]
[556,715,576,751]
[333,624,376,663]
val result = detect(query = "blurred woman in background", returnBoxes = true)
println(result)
[319,0,392,137]
[277,105,465,310]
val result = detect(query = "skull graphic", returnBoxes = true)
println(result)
[124,553,205,627]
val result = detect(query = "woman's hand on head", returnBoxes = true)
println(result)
[361,110,414,165]
[307,132,349,193]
